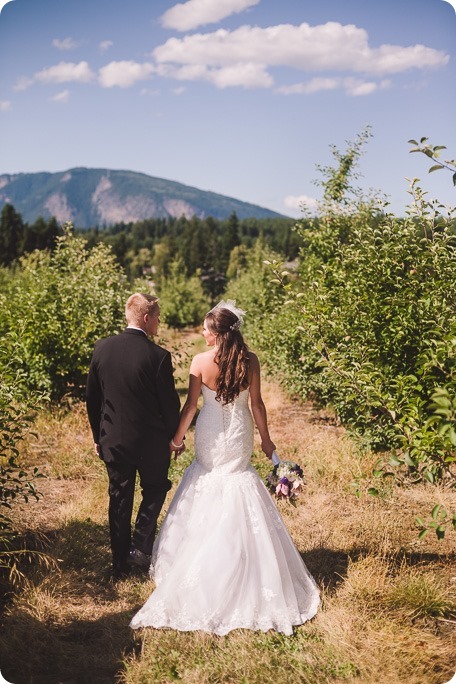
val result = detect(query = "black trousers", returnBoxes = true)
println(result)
[104,454,170,570]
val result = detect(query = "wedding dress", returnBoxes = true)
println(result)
[130,385,320,636]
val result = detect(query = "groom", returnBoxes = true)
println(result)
[86,293,182,580]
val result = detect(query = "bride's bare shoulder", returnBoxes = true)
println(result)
[194,350,215,360]
[248,351,259,366]
[190,350,215,369]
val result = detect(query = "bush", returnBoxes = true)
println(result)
[157,257,210,329]
[226,132,455,535]
[0,225,130,400]
[224,241,285,347]
[273,178,455,481]
[0,332,50,588]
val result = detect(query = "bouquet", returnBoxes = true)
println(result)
[265,453,305,506]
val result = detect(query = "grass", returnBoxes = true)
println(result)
[1,330,455,684]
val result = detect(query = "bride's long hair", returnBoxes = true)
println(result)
[205,308,250,405]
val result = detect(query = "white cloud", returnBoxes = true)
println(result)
[344,78,378,96]
[98,61,155,88]
[51,89,70,103]
[277,76,392,97]
[153,22,448,91]
[284,194,319,214]
[277,78,339,95]
[364,43,448,75]
[161,61,272,88]
[14,75,33,91]
[0,100,11,111]
[161,0,259,32]
[35,61,95,84]
[52,37,79,51]
[208,62,272,88]
[172,86,186,95]
[99,40,113,53]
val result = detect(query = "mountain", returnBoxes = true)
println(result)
[0,168,286,228]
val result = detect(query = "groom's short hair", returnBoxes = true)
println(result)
[125,293,159,325]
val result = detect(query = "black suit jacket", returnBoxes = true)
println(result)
[86,329,181,464]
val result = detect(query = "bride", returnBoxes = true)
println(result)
[130,301,320,636]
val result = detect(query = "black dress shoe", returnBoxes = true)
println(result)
[128,548,151,569]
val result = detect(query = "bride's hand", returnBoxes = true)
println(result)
[261,439,276,459]
[169,439,186,459]
[174,443,186,460]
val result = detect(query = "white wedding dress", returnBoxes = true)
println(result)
[130,386,320,636]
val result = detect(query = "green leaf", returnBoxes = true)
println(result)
[436,526,445,540]
[404,453,416,467]
[428,165,444,173]
[449,429,456,446]
[418,529,429,540]
[453,172,456,187]
[367,487,379,497]
[389,455,402,466]
[431,504,441,520]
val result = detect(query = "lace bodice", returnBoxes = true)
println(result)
[194,386,254,474]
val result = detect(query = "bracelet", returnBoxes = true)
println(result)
[171,438,184,449]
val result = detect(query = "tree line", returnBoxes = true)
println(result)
[0,204,61,266]
[0,203,299,294]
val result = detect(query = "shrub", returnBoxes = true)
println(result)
[0,225,130,399]
[226,132,455,535]
[265,137,455,463]
[157,257,210,329]
[0,332,51,588]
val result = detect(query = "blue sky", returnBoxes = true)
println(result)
[0,0,455,218]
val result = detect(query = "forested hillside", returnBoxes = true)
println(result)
[0,167,286,227]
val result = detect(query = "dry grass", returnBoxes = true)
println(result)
[1,332,455,684]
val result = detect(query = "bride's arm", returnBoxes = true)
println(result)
[171,357,202,449]
[249,353,276,459]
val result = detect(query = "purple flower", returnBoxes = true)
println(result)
[275,477,290,497]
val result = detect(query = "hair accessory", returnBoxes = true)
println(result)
[208,299,246,329]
